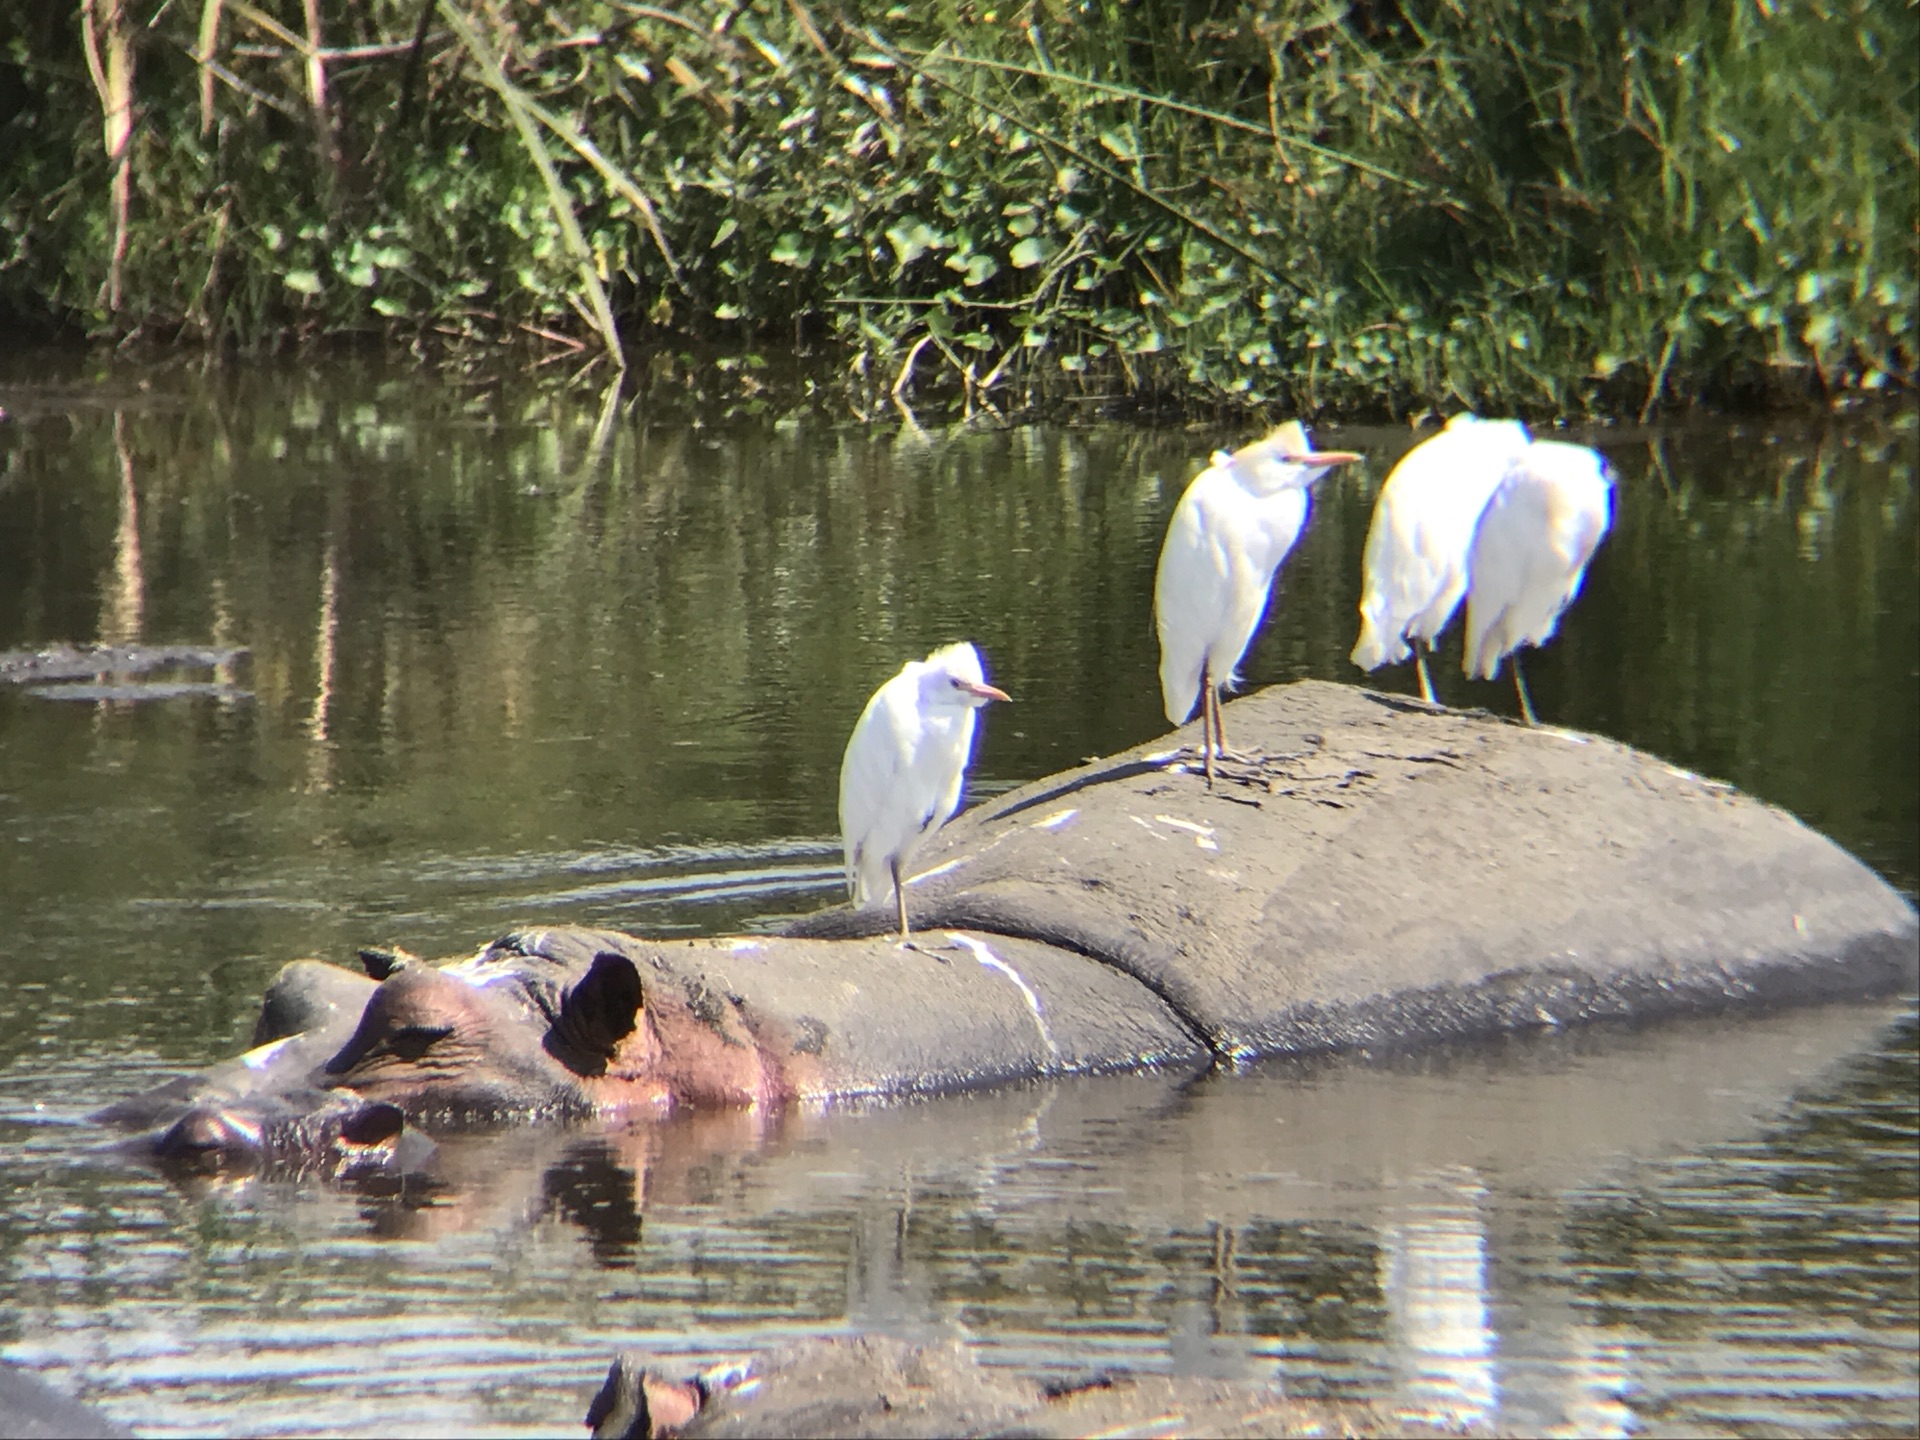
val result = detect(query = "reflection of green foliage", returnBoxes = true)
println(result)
[0,0,1912,413]
[1233,1220,1389,1343]
[0,371,1913,1067]
[1565,1011,1919,1339]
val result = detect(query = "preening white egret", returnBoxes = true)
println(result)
[1154,420,1362,787]
[839,641,1010,939]
[1462,439,1614,725]
[1351,414,1533,703]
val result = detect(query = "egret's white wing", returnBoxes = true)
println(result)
[838,675,913,905]
[1154,470,1240,724]
[1463,443,1612,680]
[1462,472,1555,680]
[1352,418,1530,669]
[1213,485,1309,688]
[922,706,980,838]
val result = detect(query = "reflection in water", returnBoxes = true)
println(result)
[0,361,1913,1437]
[1380,1168,1496,1428]
[103,412,142,648]
[306,532,341,794]
[3,1000,1905,1438]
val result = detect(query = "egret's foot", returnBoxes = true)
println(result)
[896,936,953,961]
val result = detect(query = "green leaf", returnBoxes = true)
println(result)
[1010,237,1048,269]
[770,232,815,268]
[370,295,408,318]
[283,270,322,295]
[885,219,947,268]
[961,253,998,287]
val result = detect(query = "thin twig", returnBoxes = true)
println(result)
[891,332,934,413]
[393,0,436,135]
[195,0,224,135]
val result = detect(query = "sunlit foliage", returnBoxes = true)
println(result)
[1,0,1912,416]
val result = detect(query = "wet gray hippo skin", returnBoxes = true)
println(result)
[790,679,1919,1058]
[583,1336,1473,1440]
[99,681,1918,1139]
[94,960,428,1176]
[0,1362,134,1440]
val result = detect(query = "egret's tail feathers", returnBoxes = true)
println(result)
[1161,681,1199,728]
[1158,655,1204,728]
[847,846,880,908]
[1349,615,1408,673]
[1463,614,1507,682]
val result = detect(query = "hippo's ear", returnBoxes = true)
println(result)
[547,953,643,1077]
[359,947,416,981]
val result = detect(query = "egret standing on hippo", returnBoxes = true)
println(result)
[839,641,1010,940]
[1152,420,1361,786]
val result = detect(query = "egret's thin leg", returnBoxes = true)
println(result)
[1415,646,1436,706]
[1200,662,1216,790]
[1512,655,1539,727]
[1211,682,1229,761]
[891,856,910,939]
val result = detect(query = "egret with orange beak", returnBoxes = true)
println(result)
[839,641,1011,939]
[1154,421,1363,787]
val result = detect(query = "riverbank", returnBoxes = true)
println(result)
[3,1,1912,420]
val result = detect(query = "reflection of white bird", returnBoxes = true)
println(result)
[839,642,1010,939]
[1155,421,1362,786]
[1463,440,1614,725]
[1351,415,1533,703]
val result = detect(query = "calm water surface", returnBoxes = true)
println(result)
[0,357,1914,1438]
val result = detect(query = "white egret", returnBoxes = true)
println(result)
[1462,439,1614,725]
[1154,420,1362,787]
[839,641,1010,939]
[1350,414,1533,703]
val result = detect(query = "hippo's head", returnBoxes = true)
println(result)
[322,951,662,1120]
[147,1094,425,1178]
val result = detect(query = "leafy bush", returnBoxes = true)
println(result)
[1,0,1911,417]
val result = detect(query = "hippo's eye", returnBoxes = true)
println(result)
[386,1024,453,1061]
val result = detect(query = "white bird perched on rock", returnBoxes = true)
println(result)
[1351,414,1534,704]
[839,641,1010,939]
[1462,439,1614,725]
[1154,420,1362,787]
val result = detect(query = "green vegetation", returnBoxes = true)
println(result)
[2,1,1913,417]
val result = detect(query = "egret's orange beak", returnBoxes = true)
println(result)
[1283,449,1363,466]
[960,681,1011,702]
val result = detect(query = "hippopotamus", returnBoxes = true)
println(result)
[97,681,1919,1153]
[582,1335,1454,1440]
[94,958,434,1178]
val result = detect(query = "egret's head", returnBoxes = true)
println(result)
[1226,420,1363,493]
[920,641,1012,709]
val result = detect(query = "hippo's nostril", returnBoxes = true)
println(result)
[339,1101,408,1147]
